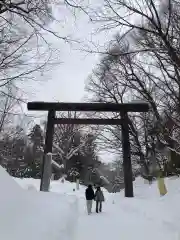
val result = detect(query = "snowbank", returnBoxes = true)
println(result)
[0,167,78,240]
[15,177,86,198]
[108,176,180,239]
[15,177,109,200]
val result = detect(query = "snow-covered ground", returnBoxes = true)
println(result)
[1,166,180,240]
[0,167,78,240]
[74,177,180,240]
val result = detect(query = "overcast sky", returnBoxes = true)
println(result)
[25,3,116,103]
[23,3,117,163]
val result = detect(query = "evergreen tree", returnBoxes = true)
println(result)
[0,126,28,177]
[26,124,44,178]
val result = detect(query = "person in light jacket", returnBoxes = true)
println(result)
[94,186,105,213]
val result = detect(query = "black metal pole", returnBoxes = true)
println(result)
[40,110,55,191]
[121,111,134,197]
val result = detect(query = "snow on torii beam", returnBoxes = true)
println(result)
[27,101,149,197]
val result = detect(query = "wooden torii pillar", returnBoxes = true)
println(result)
[27,101,149,197]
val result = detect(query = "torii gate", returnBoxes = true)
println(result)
[27,101,149,197]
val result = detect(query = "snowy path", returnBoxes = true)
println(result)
[75,197,179,240]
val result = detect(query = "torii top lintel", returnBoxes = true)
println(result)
[27,101,149,112]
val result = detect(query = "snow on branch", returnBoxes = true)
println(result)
[51,160,64,170]
[53,143,64,159]
[100,175,110,184]
[167,147,180,157]
[66,140,87,160]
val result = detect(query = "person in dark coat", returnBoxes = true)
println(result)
[85,184,95,214]
[94,186,105,213]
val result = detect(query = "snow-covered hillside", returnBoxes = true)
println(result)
[1,166,180,240]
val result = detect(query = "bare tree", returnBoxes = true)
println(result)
[42,111,94,171]
[0,0,84,131]
[0,82,25,134]
[0,0,81,103]
[85,18,180,174]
